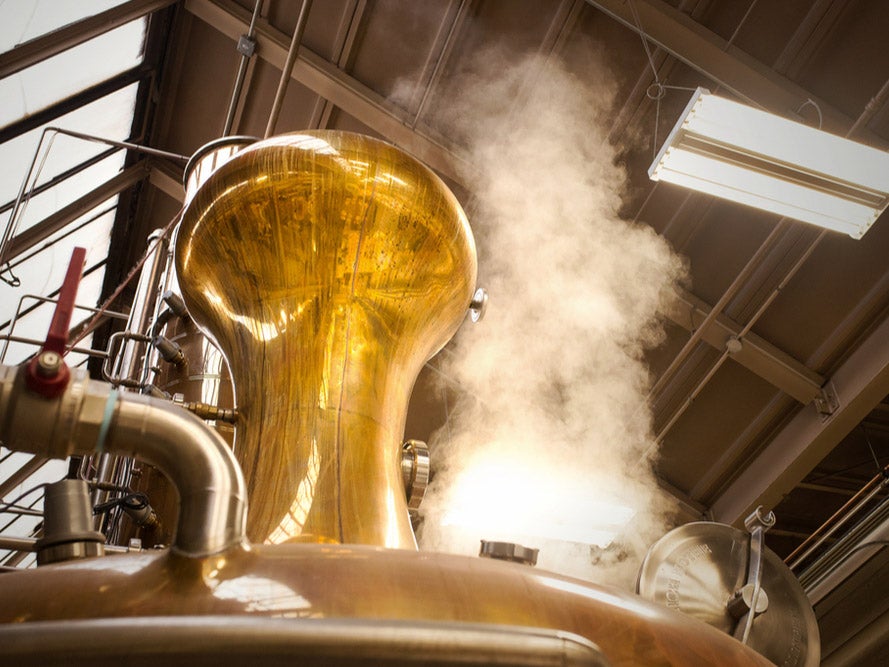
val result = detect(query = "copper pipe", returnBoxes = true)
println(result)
[785,469,887,569]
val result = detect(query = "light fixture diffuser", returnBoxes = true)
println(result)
[649,88,889,239]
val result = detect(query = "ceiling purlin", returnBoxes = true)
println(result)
[404,0,476,127]
[711,312,889,524]
[184,0,469,184]
[0,0,176,79]
[669,289,824,404]
[584,0,878,142]
[309,0,370,130]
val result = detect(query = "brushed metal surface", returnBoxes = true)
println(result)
[637,522,818,667]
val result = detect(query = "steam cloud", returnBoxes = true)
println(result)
[409,49,688,588]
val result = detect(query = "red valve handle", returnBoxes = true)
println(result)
[25,247,87,398]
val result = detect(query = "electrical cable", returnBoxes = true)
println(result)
[92,491,149,516]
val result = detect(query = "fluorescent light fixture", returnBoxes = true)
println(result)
[649,88,889,239]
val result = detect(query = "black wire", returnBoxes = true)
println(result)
[92,492,149,516]
[0,483,50,515]
[860,423,888,479]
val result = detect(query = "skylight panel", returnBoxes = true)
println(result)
[0,82,140,207]
[0,256,109,366]
[0,0,131,53]
[0,17,146,129]
[1,151,127,237]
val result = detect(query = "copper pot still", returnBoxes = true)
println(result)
[0,131,779,666]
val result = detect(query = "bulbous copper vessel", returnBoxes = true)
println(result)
[175,131,477,547]
[0,131,775,666]
[0,543,774,666]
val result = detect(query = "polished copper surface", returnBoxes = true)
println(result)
[175,131,477,548]
[0,546,773,666]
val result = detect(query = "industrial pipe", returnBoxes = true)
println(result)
[0,364,247,558]
[264,0,314,138]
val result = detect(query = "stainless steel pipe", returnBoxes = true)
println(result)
[0,365,247,558]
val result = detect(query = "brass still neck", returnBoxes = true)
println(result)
[176,131,477,548]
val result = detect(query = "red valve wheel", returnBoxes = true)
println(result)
[24,247,87,398]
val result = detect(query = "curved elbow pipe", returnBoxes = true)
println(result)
[108,394,247,557]
[0,365,247,558]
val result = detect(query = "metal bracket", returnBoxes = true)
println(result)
[237,34,256,57]
[814,381,839,419]
[401,440,430,511]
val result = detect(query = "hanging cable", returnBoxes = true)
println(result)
[626,0,760,158]
[0,483,51,516]
[92,491,149,516]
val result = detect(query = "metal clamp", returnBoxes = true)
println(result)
[732,506,776,644]
[401,440,430,511]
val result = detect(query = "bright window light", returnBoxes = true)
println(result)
[649,88,889,239]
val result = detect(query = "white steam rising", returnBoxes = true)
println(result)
[414,51,687,588]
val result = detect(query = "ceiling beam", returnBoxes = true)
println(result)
[584,0,881,141]
[5,162,149,263]
[309,0,369,130]
[0,456,49,499]
[669,289,824,404]
[710,311,889,525]
[0,65,151,146]
[184,0,471,185]
[0,0,177,79]
[148,160,185,203]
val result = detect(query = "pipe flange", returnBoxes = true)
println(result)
[401,440,430,511]
[469,287,488,323]
[36,539,105,566]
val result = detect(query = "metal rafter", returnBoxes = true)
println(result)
[405,0,475,128]
[0,0,177,79]
[309,0,369,130]
[668,289,824,404]
[0,455,49,499]
[0,65,152,145]
[584,0,884,143]
[711,312,889,525]
[184,0,471,185]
